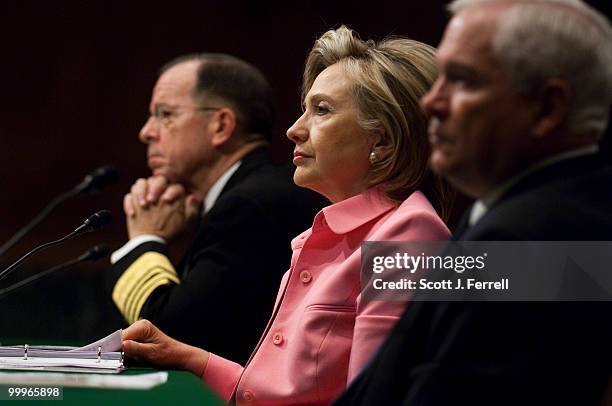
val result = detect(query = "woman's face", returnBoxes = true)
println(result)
[287,63,374,203]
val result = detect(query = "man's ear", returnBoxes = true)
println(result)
[210,107,237,147]
[531,78,571,139]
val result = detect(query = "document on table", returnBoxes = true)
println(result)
[0,330,125,373]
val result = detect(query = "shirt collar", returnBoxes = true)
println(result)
[469,145,599,226]
[204,161,242,214]
[320,188,396,234]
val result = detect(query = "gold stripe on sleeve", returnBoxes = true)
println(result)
[125,270,178,324]
[112,252,180,323]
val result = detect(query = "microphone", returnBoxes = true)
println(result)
[73,210,113,235]
[0,166,119,257]
[0,245,110,300]
[0,210,112,283]
[74,166,119,195]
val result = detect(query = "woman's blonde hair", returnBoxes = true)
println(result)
[302,25,453,221]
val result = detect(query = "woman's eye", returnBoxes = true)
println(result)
[314,105,329,115]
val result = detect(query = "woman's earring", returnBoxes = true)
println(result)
[369,151,378,164]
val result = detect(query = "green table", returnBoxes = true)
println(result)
[63,369,222,405]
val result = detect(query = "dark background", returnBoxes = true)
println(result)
[0,1,609,343]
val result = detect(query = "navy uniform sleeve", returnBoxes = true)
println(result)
[106,193,292,363]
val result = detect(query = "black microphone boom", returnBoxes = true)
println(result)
[0,210,112,283]
[77,244,110,262]
[0,166,118,257]
[0,245,110,300]
[73,210,113,235]
[74,166,119,195]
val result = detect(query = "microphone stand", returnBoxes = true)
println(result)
[0,166,118,258]
[0,230,80,283]
[0,189,78,258]
[0,245,109,299]
[0,210,111,283]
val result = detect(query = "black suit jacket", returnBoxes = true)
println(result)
[106,148,326,364]
[334,154,612,406]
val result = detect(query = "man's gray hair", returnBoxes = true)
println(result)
[448,0,612,138]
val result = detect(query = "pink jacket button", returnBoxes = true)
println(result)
[272,332,284,345]
[300,271,312,284]
[242,390,254,402]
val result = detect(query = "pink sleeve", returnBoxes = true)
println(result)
[346,296,405,382]
[202,352,244,401]
[347,209,450,382]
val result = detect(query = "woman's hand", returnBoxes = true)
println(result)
[122,319,210,377]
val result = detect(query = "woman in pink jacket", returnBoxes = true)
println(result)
[122,25,451,405]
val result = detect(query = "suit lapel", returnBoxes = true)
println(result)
[182,147,272,272]
[451,210,471,241]
[218,147,271,198]
[455,154,604,241]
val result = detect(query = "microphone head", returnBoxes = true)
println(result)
[81,244,110,261]
[83,210,112,232]
[77,166,119,194]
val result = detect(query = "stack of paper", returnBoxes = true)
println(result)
[0,330,125,374]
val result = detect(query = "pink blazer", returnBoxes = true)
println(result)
[202,189,450,405]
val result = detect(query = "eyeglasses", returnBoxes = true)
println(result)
[149,104,222,128]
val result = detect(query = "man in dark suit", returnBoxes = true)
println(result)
[105,54,325,364]
[335,0,612,404]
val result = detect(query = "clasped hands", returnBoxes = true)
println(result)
[122,179,208,374]
[124,176,202,241]
[122,178,208,374]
